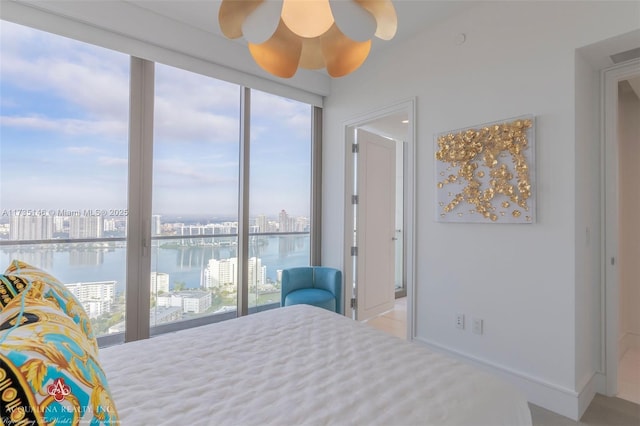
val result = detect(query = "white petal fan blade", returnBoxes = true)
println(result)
[242,0,283,44]
[330,0,376,42]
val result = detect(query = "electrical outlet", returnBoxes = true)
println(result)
[455,313,465,330]
[472,318,483,335]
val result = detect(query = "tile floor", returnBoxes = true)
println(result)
[618,346,640,405]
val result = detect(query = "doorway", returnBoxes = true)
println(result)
[603,59,640,403]
[342,99,416,339]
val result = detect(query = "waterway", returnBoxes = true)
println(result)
[0,235,310,293]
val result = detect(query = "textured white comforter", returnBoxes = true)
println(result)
[100,305,532,426]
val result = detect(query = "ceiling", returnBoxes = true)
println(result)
[126,0,444,140]
[15,0,475,71]
[624,76,640,99]
[9,0,474,141]
[360,110,409,142]
[127,0,474,55]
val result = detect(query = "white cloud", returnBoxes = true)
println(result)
[66,146,102,155]
[1,173,126,209]
[0,21,310,216]
[154,97,239,144]
[153,65,242,144]
[155,64,241,112]
[45,59,130,120]
[153,159,237,186]
[1,21,130,121]
[98,156,128,167]
[251,90,311,138]
[1,22,309,146]
[0,115,127,137]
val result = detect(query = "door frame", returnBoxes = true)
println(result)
[602,59,640,396]
[342,98,416,340]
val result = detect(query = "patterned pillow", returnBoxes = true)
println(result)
[2,260,97,354]
[0,299,119,425]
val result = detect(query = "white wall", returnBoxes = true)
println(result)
[618,85,640,352]
[322,1,640,419]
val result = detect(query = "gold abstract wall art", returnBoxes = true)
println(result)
[434,115,535,223]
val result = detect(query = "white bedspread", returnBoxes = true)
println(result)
[100,305,532,426]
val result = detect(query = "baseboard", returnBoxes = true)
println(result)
[577,372,604,419]
[414,337,584,421]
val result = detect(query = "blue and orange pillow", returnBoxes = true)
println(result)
[0,260,118,425]
[1,259,97,353]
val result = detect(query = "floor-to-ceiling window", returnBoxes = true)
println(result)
[248,89,312,311]
[0,20,130,339]
[0,20,317,346]
[149,63,241,329]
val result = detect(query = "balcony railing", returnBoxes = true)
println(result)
[0,231,311,347]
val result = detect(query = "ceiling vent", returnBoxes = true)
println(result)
[610,47,640,64]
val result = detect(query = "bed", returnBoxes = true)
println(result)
[0,259,530,425]
[99,304,532,425]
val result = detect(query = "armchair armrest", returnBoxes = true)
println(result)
[313,267,343,315]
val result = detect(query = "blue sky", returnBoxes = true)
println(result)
[0,20,311,219]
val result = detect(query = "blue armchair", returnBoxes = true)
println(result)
[281,267,343,315]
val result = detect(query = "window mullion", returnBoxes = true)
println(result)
[125,57,155,341]
[237,87,251,316]
[310,106,323,266]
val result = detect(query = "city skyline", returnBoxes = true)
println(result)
[1,20,312,218]
[0,209,310,241]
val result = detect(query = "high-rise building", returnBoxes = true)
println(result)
[216,222,238,235]
[69,216,104,238]
[278,210,289,232]
[204,257,237,289]
[204,257,265,289]
[9,215,54,240]
[256,215,268,233]
[277,210,299,233]
[255,216,278,233]
[65,280,115,318]
[81,300,112,319]
[151,272,170,294]
[177,223,238,246]
[152,215,162,236]
[52,216,66,234]
[295,216,310,232]
[0,223,9,238]
[104,218,117,232]
[156,291,212,314]
[247,257,266,289]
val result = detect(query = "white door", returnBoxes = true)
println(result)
[355,129,396,321]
